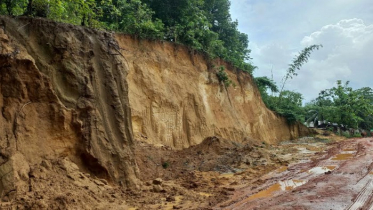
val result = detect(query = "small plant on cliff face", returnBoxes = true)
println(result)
[162,162,169,169]
[216,66,233,88]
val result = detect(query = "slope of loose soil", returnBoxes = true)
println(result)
[124,135,337,210]
[0,133,332,210]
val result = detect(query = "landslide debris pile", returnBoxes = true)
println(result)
[128,136,286,209]
[135,136,280,181]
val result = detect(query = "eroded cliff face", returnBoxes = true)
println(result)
[0,16,309,203]
[116,35,309,149]
[0,16,139,200]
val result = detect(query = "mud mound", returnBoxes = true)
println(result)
[126,135,311,209]
[12,158,132,210]
[187,136,243,155]
[135,136,281,181]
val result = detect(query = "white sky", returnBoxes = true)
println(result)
[230,0,373,103]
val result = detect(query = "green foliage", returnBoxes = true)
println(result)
[253,45,321,124]
[256,76,373,129]
[162,162,169,169]
[342,131,351,138]
[0,0,255,74]
[202,0,254,73]
[216,66,233,88]
[270,90,305,124]
[254,76,304,124]
[98,0,164,39]
[279,44,322,98]
[0,0,27,15]
[310,80,373,129]
[143,0,255,73]
[353,133,362,138]
[254,77,278,93]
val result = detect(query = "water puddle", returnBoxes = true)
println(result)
[245,179,307,201]
[308,166,336,174]
[297,147,314,154]
[331,153,354,160]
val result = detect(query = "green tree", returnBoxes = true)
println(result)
[1,0,255,75]
[109,0,164,39]
[312,81,373,129]
[254,76,303,124]
[271,90,304,123]
[0,0,27,15]
[203,0,253,73]
[143,0,255,73]
[255,76,279,93]
[304,97,333,126]
[254,76,278,108]
[279,44,322,99]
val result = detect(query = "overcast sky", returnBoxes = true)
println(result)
[230,0,373,103]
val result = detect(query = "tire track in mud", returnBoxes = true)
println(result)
[217,138,373,210]
[350,143,373,210]
[347,179,373,210]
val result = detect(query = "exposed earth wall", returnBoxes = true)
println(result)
[0,16,309,201]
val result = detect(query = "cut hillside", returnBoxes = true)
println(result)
[117,34,310,149]
[0,16,311,209]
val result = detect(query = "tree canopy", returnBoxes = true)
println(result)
[0,0,255,74]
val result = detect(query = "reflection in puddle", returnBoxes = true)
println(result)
[246,180,307,201]
[308,166,336,174]
[297,147,314,154]
[331,153,354,160]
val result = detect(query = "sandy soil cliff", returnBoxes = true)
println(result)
[116,35,309,149]
[0,16,310,206]
[0,16,139,199]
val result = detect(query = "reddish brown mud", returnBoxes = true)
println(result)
[217,138,373,210]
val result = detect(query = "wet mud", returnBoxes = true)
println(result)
[217,138,373,210]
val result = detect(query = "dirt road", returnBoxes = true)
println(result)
[216,137,373,210]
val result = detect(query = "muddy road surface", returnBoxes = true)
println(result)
[217,137,373,210]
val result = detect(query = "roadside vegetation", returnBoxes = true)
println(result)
[256,46,373,131]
